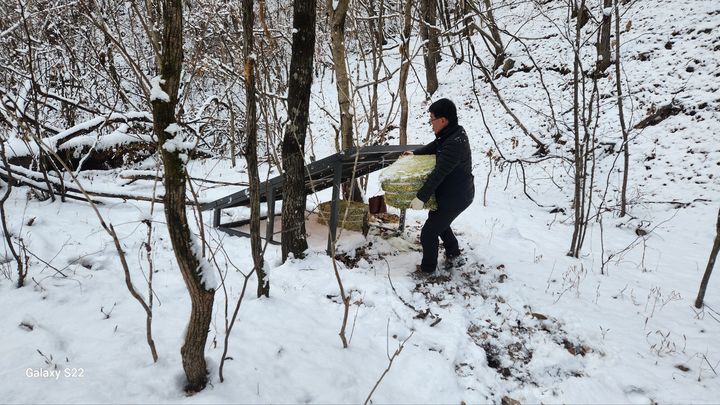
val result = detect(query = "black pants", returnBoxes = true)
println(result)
[419,201,471,272]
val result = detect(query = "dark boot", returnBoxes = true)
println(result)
[443,254,466,269]
[413,264,436,277]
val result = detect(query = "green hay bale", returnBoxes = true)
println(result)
[379,155,436,182]
[380,155,438,210]
[384,190,437,211]
[316,200,369,232]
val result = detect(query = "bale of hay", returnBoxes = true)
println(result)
[380,155,438,210]
[317,200,369,232]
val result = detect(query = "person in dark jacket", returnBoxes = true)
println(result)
[408,98,474,274]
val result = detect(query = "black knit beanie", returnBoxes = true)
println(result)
[428,98,458,125]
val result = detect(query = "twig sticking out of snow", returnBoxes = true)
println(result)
[363,321,414,405]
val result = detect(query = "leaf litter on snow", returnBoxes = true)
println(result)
[348,223,601,402]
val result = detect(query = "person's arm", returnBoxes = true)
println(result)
[416,138,462,202]
[412,139,437,155]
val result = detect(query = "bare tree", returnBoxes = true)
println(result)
[0,143,27,288]
[569,0,587,258]
[327,0,353,153]
[326,0,363,201]
[596,0,613,73]
[397,0,413,146]
[151,0,215,392]
[281,0,317,261]
[482,0,506,70]
[420,0,440,95]
[361,0,387,141]
[695,207,719,308]
[241,0,268,297]
[614,0,630,217]
[568,0,601,258]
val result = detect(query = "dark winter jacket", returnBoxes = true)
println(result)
[414,123,474,210]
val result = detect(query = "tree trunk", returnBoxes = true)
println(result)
[695,207,720,308]
[366,0,385,140]
[568,0,586,258]
[436,0,459,62]
[398,0,413,146]
[0,143,25,288]
[614,0,629,217]
[243,0,268,297]
[328,0,353,152]
[281,0,317,261]
[420,0,440,95]
[327,0,362,202]
[483,0,506,70]
[571,1,591,29]
[596,0,613,73]
[151,0,215,393]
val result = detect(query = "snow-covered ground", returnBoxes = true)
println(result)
[1,0,718,403]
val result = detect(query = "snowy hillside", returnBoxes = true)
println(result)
[0,0,718,404]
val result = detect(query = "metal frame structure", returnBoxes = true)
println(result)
[200,144,421,253]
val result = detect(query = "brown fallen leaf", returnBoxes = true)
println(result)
[501,395,521,405]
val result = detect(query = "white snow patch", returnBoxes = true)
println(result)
[189,231,218,290]
[150,75,170,102]
[164,123,182,134]
[162,137,194,153]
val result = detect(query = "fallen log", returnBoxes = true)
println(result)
[7,135,156,171]
[3,110,157,170]
[0,164,198,205]
[634,103,684,129]
[118,170,248,187]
